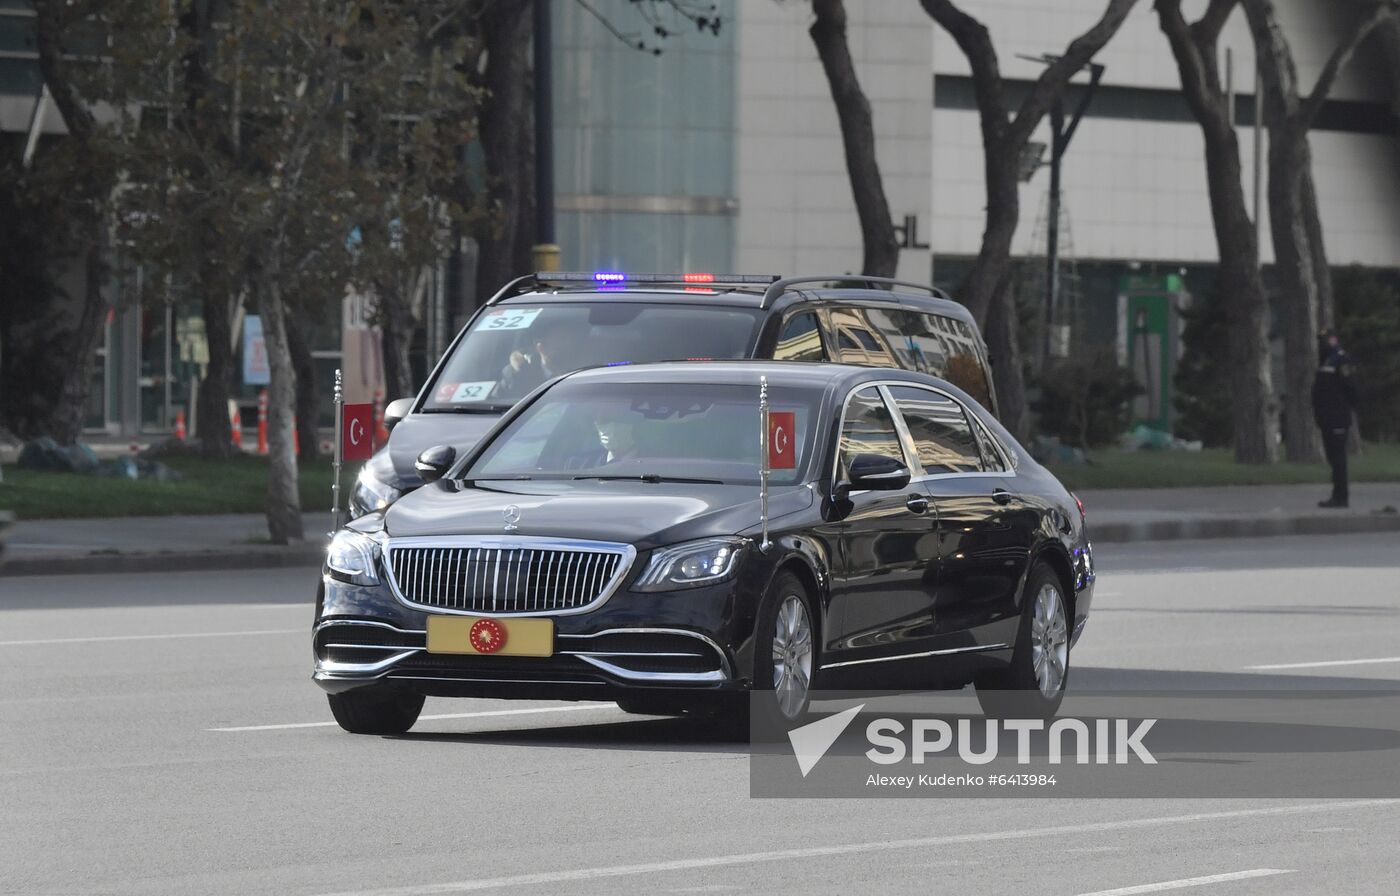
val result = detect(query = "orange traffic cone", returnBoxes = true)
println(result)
[257,390,269,455]
[229,402,243,451]
[174,409,186,441]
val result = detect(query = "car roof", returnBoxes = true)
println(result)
[497,285,978,328]
[558,359,958,394]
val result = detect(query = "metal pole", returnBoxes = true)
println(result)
[532,0,559,271]
[1044,102,1064,369]
[1225,47,1235,128]
[1252,52,1264,247]
[759,376,770,553]
[331,368,344,532]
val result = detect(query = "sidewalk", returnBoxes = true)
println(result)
[1,485,1398,577]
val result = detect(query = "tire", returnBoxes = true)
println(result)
[752,571,817,736]
[327,685,425,735]
[976,563,1070,720]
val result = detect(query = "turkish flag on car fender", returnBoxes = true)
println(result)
[768,410,796,470]
[342,403,375,461]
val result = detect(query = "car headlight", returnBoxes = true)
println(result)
[634,537,746,591]
[351,465,403,516]
[326,530,382,585]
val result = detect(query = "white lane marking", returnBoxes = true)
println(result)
[1247,656,1400,670]
[310,800,1397,896]
[0,629,301,647]
[209,703,618,732]
[1074,868,1294,896]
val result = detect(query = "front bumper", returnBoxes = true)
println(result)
[313,571,759,700]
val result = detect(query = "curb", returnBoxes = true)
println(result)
[1090,512,1400,544]
[4,513,1399,577]
[1,546,324,578]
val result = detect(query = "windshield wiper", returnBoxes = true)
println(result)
[422,404,514,414]
[573,474,724,484]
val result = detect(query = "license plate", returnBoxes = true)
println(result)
[426,615,554,657]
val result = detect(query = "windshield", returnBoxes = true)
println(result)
[467,381,818,486]
[423,299,765,411]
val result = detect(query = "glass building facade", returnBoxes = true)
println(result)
[552,0,737,272]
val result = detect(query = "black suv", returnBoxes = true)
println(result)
[350,272,997,515]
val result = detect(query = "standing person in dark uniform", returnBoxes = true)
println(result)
[1311,328,1357,508]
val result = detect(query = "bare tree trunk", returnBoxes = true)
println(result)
[33,0,110,446]
[47,242,107,444]
[378,285,417,402]
[287,302,320,461]
[986,284,1028,440]
[256,278,303,544]
[1301,168,1333,328]
[1265,126,1322,461]
[809,0,899,278]
[197,286,237,458]
[474,1,534,301]
[1157,0,1278,464]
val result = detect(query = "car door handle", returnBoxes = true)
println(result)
[905,494,929,514]
[991,488,1013,506]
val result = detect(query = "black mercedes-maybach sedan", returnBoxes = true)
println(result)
[314,361,1095,734]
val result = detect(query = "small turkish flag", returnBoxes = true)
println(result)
[342,402,375,461]
[768,410,796,470]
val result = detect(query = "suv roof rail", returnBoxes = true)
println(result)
[485,272,782,305]
[761,275,951,309]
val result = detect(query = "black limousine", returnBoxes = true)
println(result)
[315,361,1095,734]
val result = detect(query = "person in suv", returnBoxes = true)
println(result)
[350,272,998,516]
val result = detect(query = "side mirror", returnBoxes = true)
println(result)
[414,445,456,483]
[384,397,414,428]
[837,453,910,497]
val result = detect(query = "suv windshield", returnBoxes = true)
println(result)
[423,299,765,411]
[467,381,817,486]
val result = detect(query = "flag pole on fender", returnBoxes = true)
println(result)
[331,368,344,533]
[759,375,770,553]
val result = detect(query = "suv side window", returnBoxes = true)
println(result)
[774,312,827,361]
[837,386,907,477]
[887,385,982,474]
[827,308,898,366]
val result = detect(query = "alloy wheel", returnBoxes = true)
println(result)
[771,594,813,719]
[1031,583,1069,697]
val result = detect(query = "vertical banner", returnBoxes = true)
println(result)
[242,315,269,386]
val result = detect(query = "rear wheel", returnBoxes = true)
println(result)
[327,685,424,735]
[976,563,1070,719]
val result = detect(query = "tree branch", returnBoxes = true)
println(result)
[1009,0,1139,146]
[1155,0,1227,129]
[920,0,1010,141]
[1298,0,1399,128]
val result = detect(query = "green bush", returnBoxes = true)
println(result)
[1032,351,1142,449]
[1172,292,1233,447]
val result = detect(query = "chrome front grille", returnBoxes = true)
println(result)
[385,538,634,615]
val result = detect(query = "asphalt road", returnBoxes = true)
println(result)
[3,534,1400,895]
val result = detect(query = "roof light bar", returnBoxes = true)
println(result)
[534,272,780,285]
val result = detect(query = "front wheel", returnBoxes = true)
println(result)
[327,685,424,735]
[753,571,817,733]
[976,563,1070,719]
